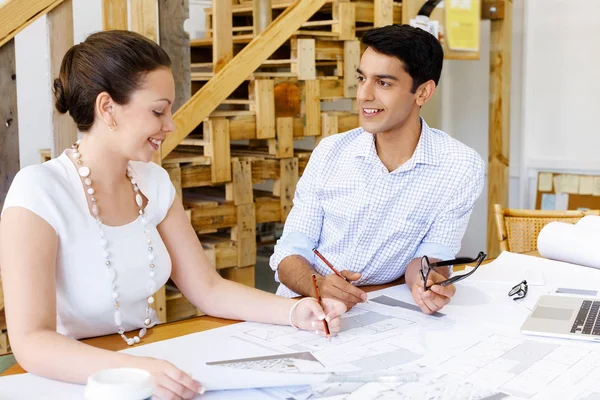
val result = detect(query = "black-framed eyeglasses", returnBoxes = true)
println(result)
[420,251,487,291]
[508,280,528,300]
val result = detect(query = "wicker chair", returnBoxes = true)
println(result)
[494,204,600,253]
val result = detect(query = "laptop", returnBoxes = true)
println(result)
[521,295,600,342]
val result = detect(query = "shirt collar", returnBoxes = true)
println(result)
[353,118,440,169]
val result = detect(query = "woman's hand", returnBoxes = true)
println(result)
[133,356,204,400]
[290,298,347,336]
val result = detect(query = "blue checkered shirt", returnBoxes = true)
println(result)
[270,119,484,297]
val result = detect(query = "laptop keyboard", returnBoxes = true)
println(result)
[570,300,600,335]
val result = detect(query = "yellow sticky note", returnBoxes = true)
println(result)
[538,173,553,192]
[579,176,594,195]
[593,178,600,196]
[561,175,580,194]
[445,0,480,52]
[553,175,564,193]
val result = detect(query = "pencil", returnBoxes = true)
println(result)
[311,274,331,341]
[313,248,348,282]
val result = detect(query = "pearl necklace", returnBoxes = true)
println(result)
[71,141,156,346]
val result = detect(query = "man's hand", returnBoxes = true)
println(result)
[318,271,367,310]
[411,268,455,315]
[405,257,455,315]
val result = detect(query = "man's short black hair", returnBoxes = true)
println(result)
[361,24,444,93]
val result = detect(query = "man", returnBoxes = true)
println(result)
[269,24,484,315]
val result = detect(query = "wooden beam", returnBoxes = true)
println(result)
[212,0,233,73]
[274,158,299,222]
[130,0,158,42]
[204,118,232,183]
[482,0,506,20]
[253,0,272,35]
[102,0,128,30]
[48,0,76,157]
[269,117,294,158]
[374,0,393,27]
[231,203,256,267]
[0,39,19,210]
[158,0,191,112]
[0,0,63,47]
[162,0,328,159]
[252,79,276,139]
[343,40,360,98]
[302,80,320,136]
[296,38,316,80]
[226,159,254,205]
[334,1,355,41]
[486,0,512,258]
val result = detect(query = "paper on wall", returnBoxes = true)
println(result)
[579,176,594,195]
[538,172,553,192]
[555,192,569,210]
[593,177,600,196]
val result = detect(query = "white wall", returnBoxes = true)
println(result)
[520,0,600,208]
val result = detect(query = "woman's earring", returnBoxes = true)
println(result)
[108,120,117,131]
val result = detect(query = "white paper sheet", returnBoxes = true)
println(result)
[465,251,546,286]
[3,257,600,400]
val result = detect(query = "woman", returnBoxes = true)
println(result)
[0,30,345,399]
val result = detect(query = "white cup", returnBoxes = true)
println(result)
[84,368,154,400]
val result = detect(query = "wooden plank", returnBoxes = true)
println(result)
[158,0,191,112]
[269,117,294,158]
[319,78,344,99]
[374,0,393,27]
[162,0,329,159]
[212,0,233,73]
[189,202,237,231]
[181,165,212,188]
[334,1,355,41]
[0,39,19,210]
[355,2,402,23]
[154,285,167,323]
[482,0,506,20]
[164,164,182,200]
[338,113,359,132]
[274,158,298,222]
[204,118,232,183]
[274,81,300,118]
[231,203,256,267]
[252,79,276,139]
[200,236,238,270]
[130,0,158,42]
[252,159,280,182]
[102,0,128,30]
[318,112,338,146]
[220,265,255,287]
[302,80,320,136]
[230,115,258,140]
[343,40,360,98]
[255,196,281,223]
[487,0,512,258]
[296,38,316,80]
[226,159,254,205]
[0,0,62,47]
[48,0,76,158]
[253,0,272,35]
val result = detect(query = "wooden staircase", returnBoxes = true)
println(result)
[159,0,402,321]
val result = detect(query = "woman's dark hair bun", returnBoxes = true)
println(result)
[53,78,69,114]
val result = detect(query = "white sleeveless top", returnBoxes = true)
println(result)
[1,152,174,339]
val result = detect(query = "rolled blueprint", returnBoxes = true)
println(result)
[575,215,600,231]
[537,221,600,269]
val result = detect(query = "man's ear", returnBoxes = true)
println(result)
[415,80,437,107]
